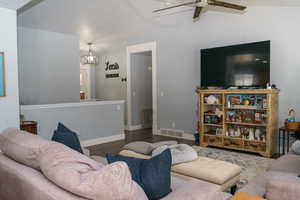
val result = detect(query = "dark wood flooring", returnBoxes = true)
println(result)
[87,129,195,157]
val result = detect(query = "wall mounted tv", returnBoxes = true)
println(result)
[201,41,270,88]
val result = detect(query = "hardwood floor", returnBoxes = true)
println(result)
[87,129,195,157]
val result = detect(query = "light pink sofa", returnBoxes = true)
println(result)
[0,129,232,200]
[239,152,300,200]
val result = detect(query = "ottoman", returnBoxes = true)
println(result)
[120,150,241,192]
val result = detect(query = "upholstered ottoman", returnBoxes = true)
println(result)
[120,150,241,192]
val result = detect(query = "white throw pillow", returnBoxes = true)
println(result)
[291,140,300,155]
[152,144,198,165]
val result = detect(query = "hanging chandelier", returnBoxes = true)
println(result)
[81,43,98,65]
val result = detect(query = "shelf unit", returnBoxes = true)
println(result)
[197,89,279,158]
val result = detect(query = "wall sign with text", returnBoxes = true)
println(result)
[105,61,120,79]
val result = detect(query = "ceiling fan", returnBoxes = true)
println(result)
[153,0,247,19]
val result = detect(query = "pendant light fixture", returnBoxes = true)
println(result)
[81,43,98,65]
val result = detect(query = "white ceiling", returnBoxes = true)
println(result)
[17,0,300,50]
[0,0,32,10]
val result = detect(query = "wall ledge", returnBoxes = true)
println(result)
[81,133,125,147]
[20,100,125,110]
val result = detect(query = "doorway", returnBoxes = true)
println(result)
[126,42,157,134]
[80,66,92,100]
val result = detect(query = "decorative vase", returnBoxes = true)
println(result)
[236,127,241,137]
[249,128,255,140]
[255,129,261,140]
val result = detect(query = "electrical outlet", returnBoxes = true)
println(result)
[160,92,164,97]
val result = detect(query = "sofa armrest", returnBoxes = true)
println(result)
[82,147,90,157]
[266,175,300,200]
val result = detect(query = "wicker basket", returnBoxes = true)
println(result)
[285,122,300,131]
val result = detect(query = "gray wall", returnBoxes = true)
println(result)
[0,8,20,131]
[131,52,152,126]
[20,101,124,141]
[95,7,300,134]
[18,27,80,105]
[95,52,127,101]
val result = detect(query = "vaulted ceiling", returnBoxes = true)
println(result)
[0,0,32,10]
[17,0,300,50]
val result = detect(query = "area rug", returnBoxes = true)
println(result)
[193,146,274,189]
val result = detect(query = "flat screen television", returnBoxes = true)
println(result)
[201,41,270,88]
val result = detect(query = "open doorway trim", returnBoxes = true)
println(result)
[80,65,92,100]
[126,41,157,134]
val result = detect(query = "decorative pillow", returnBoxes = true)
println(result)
[52,123,83,154]
[107,149,172,200]
[0,128,50,170]
[152,144,198,165]
[150,141,178,149]
[123,141,154,155]
[40,142,147,200]
[57,122,77,134]
[123,141,178,155]
[291,140,300,155]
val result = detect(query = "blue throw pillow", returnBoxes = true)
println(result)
[52,123,83,154]
[106,149,172,200]
[57,122,74,133]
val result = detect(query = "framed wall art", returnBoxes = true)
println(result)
[0,52,5,97]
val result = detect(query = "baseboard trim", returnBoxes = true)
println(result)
[81,134,125,147]
[155,129,195,141]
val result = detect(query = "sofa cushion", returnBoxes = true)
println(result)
[123,141,178,155]
[40,142,147,200]
[161,179,231,200]
[265,173,300,200]
[269,154,300,174]
[0,152,87,200]
[120,150,152,159]
[52,123,83,154]
[172,156,241,185]
[0,128,50,170]
[123,141,154,155]
[107,149,172,200]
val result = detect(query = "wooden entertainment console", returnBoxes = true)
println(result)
[197,89,279,158]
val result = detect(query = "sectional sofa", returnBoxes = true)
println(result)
[239,151,300,200]
[0,129,231,200]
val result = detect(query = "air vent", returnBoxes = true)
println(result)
[159,129,184,138]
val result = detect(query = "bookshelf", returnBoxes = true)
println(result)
[197,89,279,158]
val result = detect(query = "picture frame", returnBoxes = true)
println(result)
[0,52,5,97]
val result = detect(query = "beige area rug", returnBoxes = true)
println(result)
[193,146,274,188]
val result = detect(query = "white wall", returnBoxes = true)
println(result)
[95,7,300,134]
[0,8,20,131]
[131,52,152,126]
[21,101,125,141]
[18,27,80,105]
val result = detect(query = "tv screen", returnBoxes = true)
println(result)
[201,41,270,88]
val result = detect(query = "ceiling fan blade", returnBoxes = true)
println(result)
[193,6,203,19]
[208,0,246,10]
[153,1,197,13]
